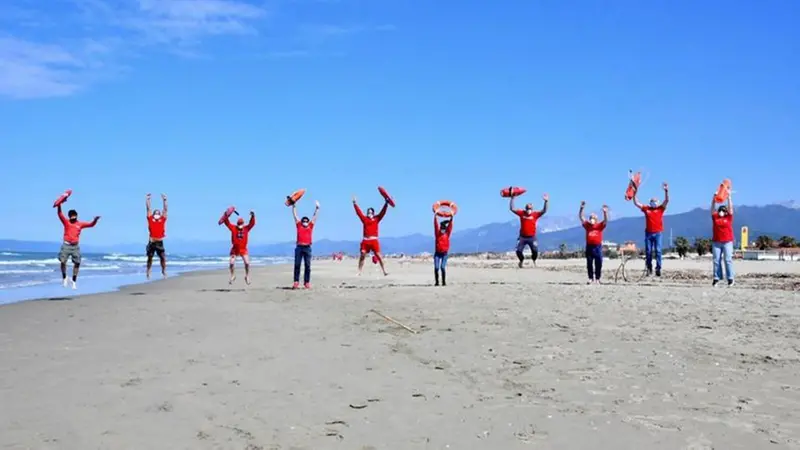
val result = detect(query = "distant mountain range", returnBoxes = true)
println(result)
[3,204,799,256]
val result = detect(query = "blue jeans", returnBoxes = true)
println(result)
[293,245,311,283]
[516,236,538,261]
[434,252,449,270]
[644,232,662,272]
[585,244,603,280]
[712,241,734,281]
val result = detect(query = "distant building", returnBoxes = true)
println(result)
[742,248,800,261]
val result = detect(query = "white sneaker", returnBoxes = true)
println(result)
[71,280,77,290]
[62,278,68,288]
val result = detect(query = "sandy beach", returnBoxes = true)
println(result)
[1,257,799,449]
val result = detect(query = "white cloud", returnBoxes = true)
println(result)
[0,0,395,99]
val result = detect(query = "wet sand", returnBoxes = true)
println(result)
[1,257,799,449]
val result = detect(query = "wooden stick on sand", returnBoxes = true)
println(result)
[369,309,418,334]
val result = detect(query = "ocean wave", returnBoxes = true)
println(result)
[0,269,52,275]
[0,258,61,266]
[0,279,50,289]
[0,252,21,256]
[81,265,122,271]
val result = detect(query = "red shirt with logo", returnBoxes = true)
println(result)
[296,222,314,246]
[514,210,542,237]
[58,210,96,244]
[225,216,255,251]
[712,213,734,243]
[148,216,167,239]
[583,221,606,246]
[354,203,387,238]
[640,206,665,233]
[434,216,453,253]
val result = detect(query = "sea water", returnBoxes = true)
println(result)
[0,251,288,305]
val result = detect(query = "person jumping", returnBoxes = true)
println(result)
[292,200,320,289]
[632,182,669,276]
[433,212,453,286]
[510,191,548,267]
[353,195,390,276]
[56,203,100,289]
[223,211,255,285]
[145,193,168,279]
[579,201,608,284]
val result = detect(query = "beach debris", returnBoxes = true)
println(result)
[325,420,348,426]
[349,403,368,409]
[367,398,381,403]
[412,393,426,399]
[369,309,418,334]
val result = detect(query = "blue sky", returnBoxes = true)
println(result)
[1,0,798,246]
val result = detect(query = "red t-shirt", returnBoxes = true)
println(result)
[226,216,255,250]
[514,210,542,237]
[148,216,167,239]
[296,221,314,245]
[583,221,606,246]
[355,204,386,238]
[58,210,95,244]
[712,213,734,243]
[640,206,665,233]
[434,216,453,253]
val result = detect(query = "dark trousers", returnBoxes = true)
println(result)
[516,236,538,262]
[293,245,312,283]
[585,244,603,280]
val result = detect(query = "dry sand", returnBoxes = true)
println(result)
[1,257,799,449]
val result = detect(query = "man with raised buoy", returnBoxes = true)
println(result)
[632,182,669,277]
[145,193,168,280]
[710,186,735,286]
[509,191,549,267]
[433,211,453,286]
[291,200,320,289]
[353,195,390,276]
[222,210,256,285]
[55,200,100,290]
[579,201,609,284]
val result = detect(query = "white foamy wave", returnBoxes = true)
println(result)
[102,254,147,262]
[0,258,60,266]
[0,279,50,289]
[82,265,122,271]
[1,252,21,256]
[0,269,52,275]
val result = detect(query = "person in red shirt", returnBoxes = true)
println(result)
[353,196,390,276]
[632,182,669,277]
[509,191,549,268]
[710,188,735,286]
[145,193,168,280]
[433,212,454,286]
[579,201,608,284]
[56,204,100,290]
[291,200,320,289]
[223,211,255,285]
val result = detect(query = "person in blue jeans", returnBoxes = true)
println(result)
[710,189,735,286]
[579,201,609,284]
[292,201,320,289]
[632,182,669,276]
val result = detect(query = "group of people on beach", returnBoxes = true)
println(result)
[53,183,736,289]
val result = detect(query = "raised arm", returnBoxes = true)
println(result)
[292,204,300,222]
[446,216,454,235]
[146,194,152,217]
[247,211,256,230]
[57,204,67,224]
[632,188,643,209]
[353,197,366,220]
[223,215,235,231]
[376,201,389,220]
[311,201,320,223]
[727,190,733,215]
[433,213,439,233]
[540,193,549,216]
[578,201,586,223]
[83,216,100,228]
[602,205,609,224]
[710,194,716,216]
[509,188,516,212]
[162,194,168,218]
[661,183,669,210]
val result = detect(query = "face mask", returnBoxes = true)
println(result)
[525,209,532,215]
[69,218,77,223]
[718,212,726,217]
[302,221,309,228]
[589,217,597,224]
[153,214,162,220]
[649,201,657,208]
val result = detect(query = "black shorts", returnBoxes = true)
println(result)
[146,240,166,257]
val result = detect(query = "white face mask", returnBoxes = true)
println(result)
[718,212,726,217]
[589,217,597,224]
[153,214,162,220]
